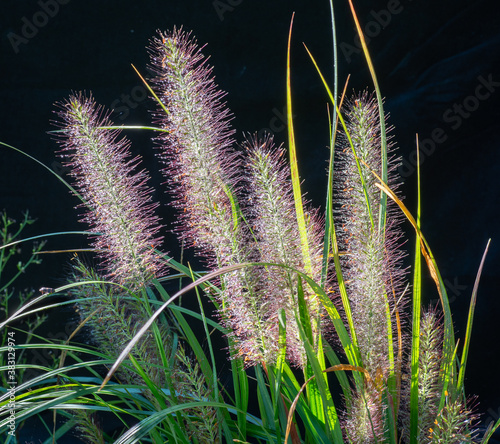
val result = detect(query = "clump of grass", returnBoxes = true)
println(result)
[0,1,497,443]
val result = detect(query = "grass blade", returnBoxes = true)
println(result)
[347,0,388,235]
[457,239,491,392]
[286,14,313,279]
[410,138,422,444]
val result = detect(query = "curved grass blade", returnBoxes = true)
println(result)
[113,401,273,444]
[286,13,313,279]
[0,231,91,252]
[284,364,370,444]
[0,141,81,200]
[457,239,491,392]
[347,0,388,235]
[99,263,250,390]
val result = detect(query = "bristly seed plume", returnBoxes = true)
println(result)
[336,92,408,441]
[149,29,270,364]
[244,134,324,367]
[54,93,165,288]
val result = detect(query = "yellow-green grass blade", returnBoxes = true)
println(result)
[304,43,375,231]
[410,139,422,444]
[457,239,491,393]
[286,14,313,281]
[255,364,275,432]
[281,365,334,443]
[49,125,168,133]
[285,364,371,444]
[347,0,388,236]
[230,345,249,441]
[97,125,168,132]
[321,76,349,289]
[373,179,456,380]
[303,44,362,352]
[383,290,396,404]
[131,64,169,117]
[296,320,342,443]
[380,387,398,443]
[322,342,352,401]
[268,308,288,442]
[296,270,363,390]
[297,276,325,427]
[320,0,339,288]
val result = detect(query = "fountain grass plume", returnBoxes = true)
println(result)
[148,29,271,365]
[400,309,443,443]
[148,28,239,264]
[335,91,408,441]
[54,93,165,288]
[244,134,324,367]
[335,92,407,377]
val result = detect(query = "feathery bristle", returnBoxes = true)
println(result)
[148,28,239,263]
[344,382,386,443]
[55,93,165,288]
[335,91,407,377]
[244,134,324,366]
[149,29,270,365]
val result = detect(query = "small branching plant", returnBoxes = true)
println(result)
[1,1,498,443]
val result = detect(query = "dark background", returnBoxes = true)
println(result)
[1,0,499,441]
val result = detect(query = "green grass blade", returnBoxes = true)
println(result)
[298,271,361,370]
[304,43,375,231]
[374,180,456,395]
[269,308,288,442]
[482,416,500,444]
[230,353,249,441]
[409,141,423,444]
[0,140,81,200]
[255,364,275,431]
[321,0,339,289]
[323,342,352,401]
[286,14,313,280]
[99,263,250,390]
[347,0,388,236]
[457,239,491,392]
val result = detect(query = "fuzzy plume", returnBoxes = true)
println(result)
[335,91,406,377]
[148,28,239,262]
[148,29,269,364]
[427,397,479,444]
[244,135,324,366]
[55,93,165,288]
[335,92,407,441]
[400,309,479,443]
[344,381,386,443]
[399,310,444,443]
